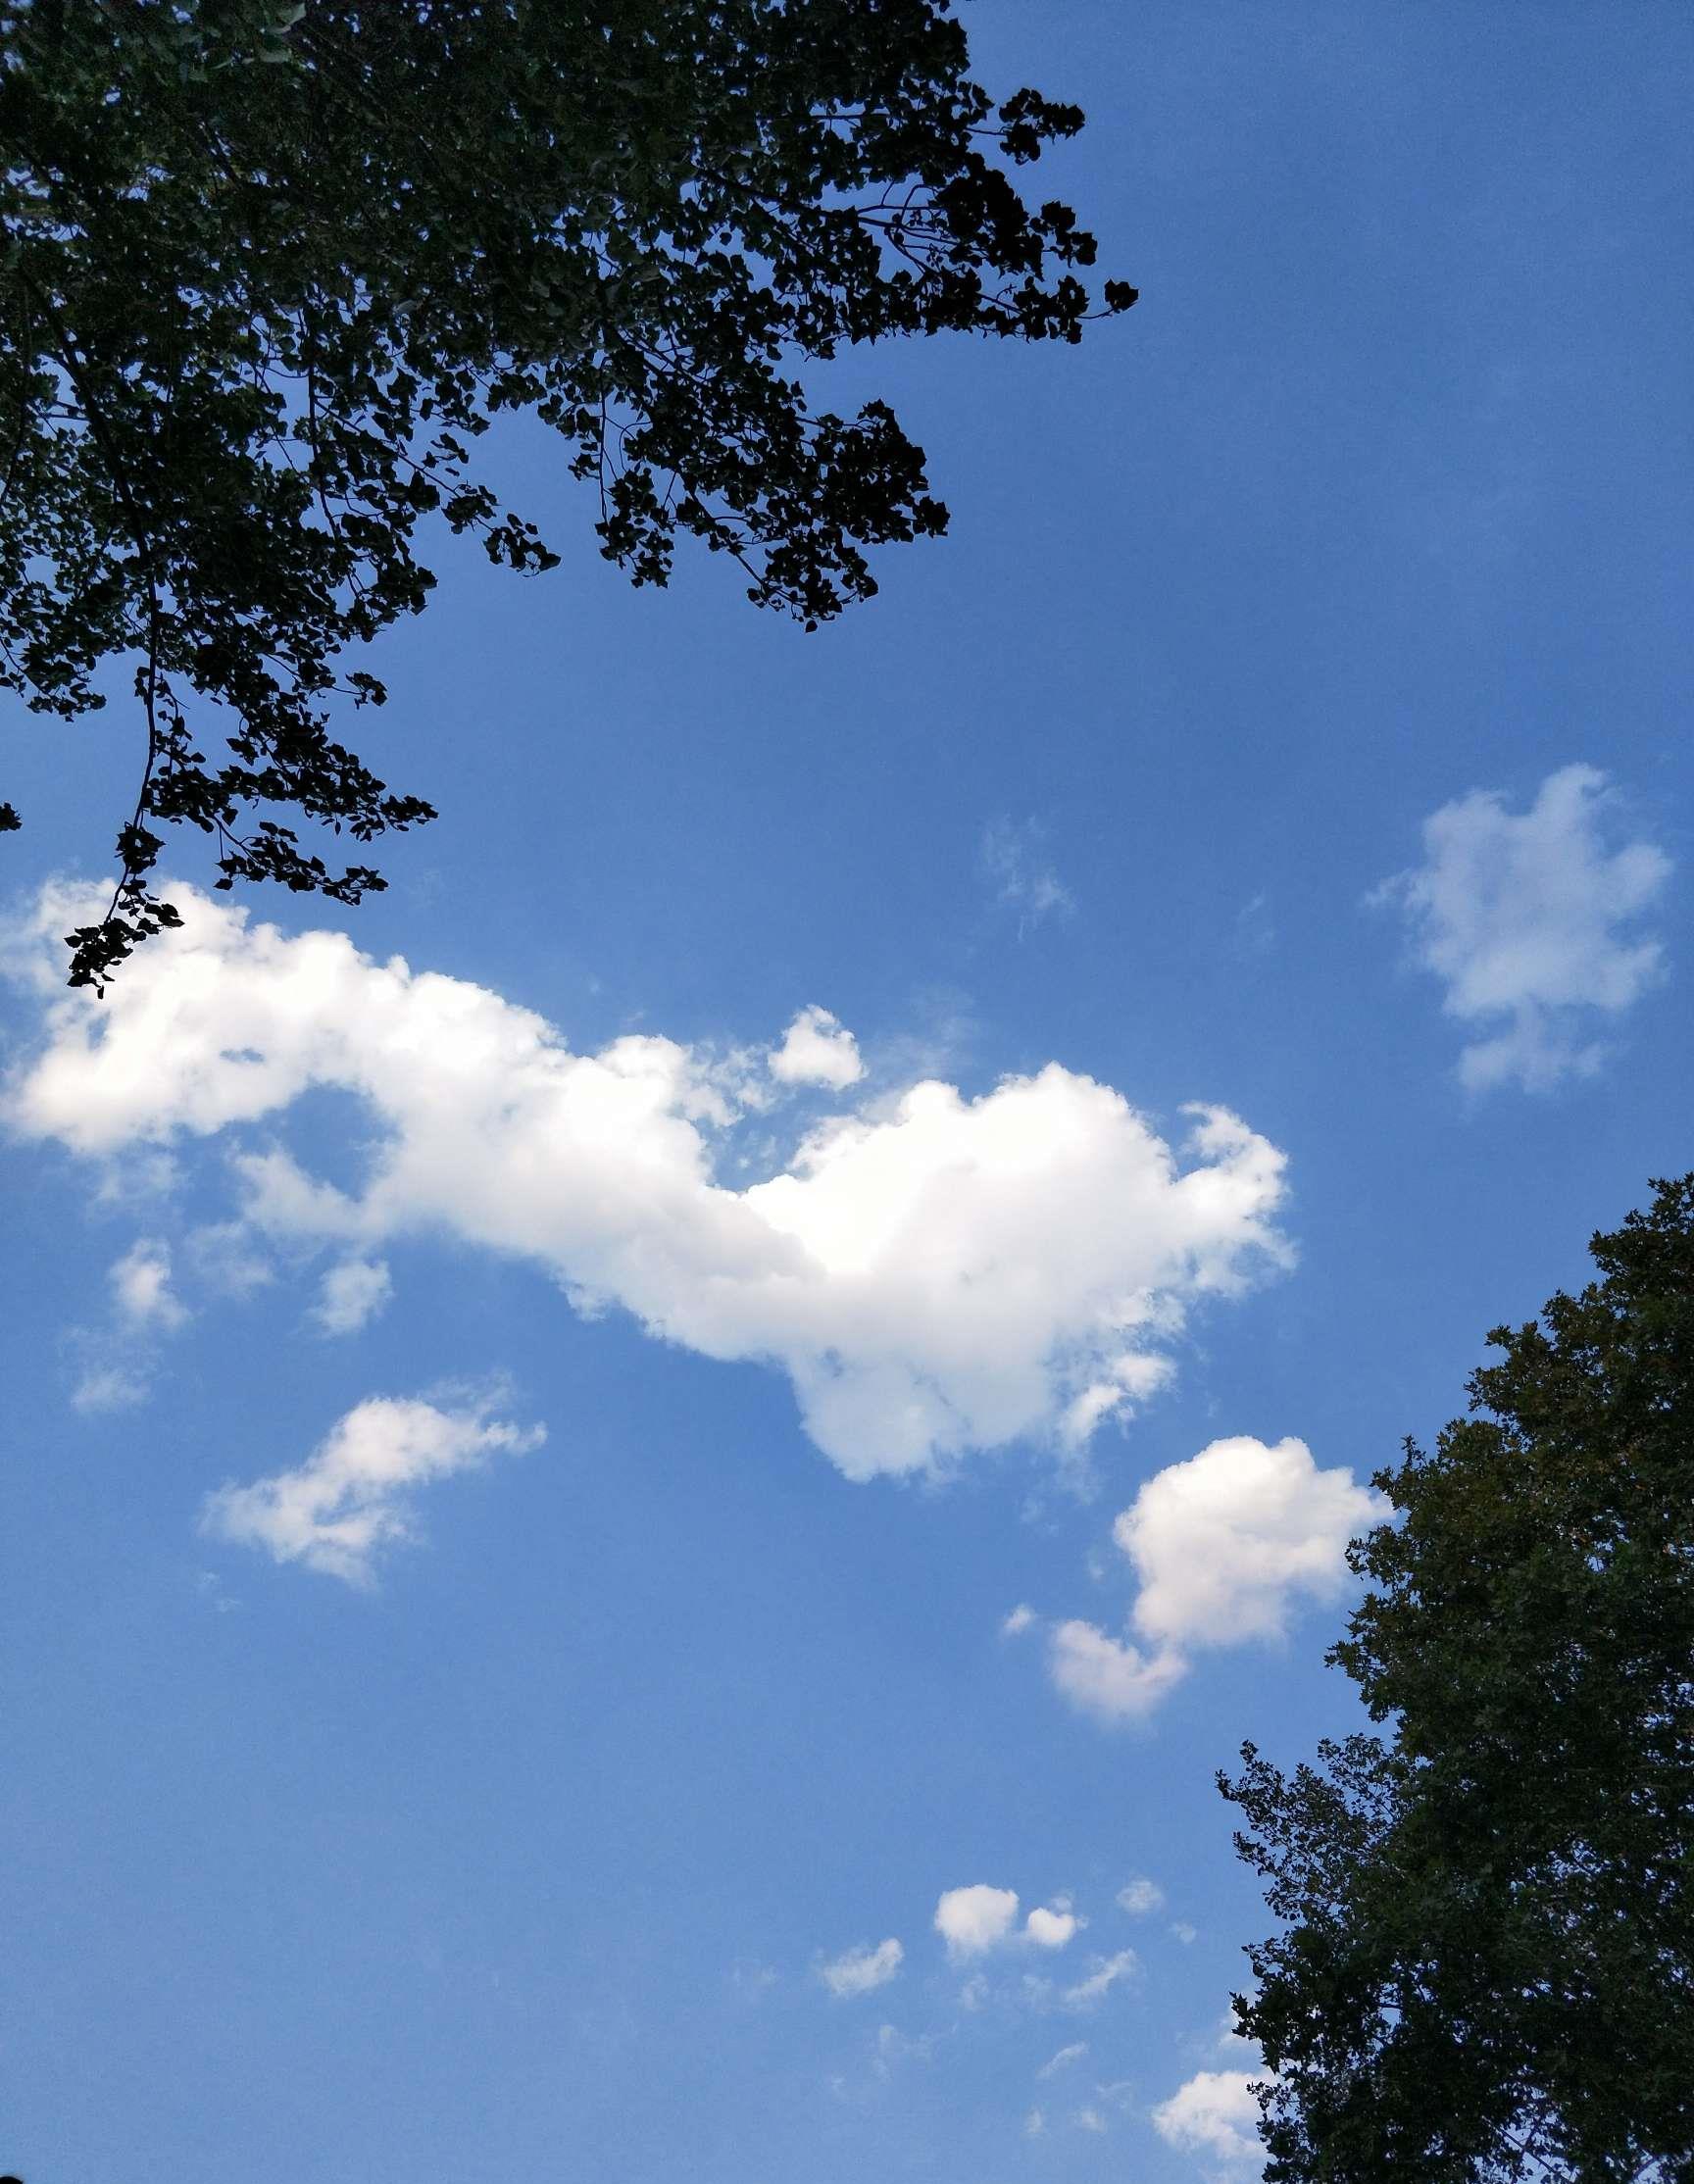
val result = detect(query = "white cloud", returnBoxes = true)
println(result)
[311,1256,393,1336]
[199,1393,544,1586]
[195,1568,241,1614]
[1062,1948,1137,2010]
[934,1885,1020,1958]
[66,1238,189,1412]
[980,819,1075,933]
[819,1938,903,1999]
[872,2021,935,2076]
[7,886,1289,1484]
[1023,2108,1046,2139]
[930,1888,1080,1962]
[1121,1434,1378,1650]
[1023,1903,1082,1950]
[1376,764,1670,1091]
[1151,2070,1264,2172]
[1116,1875,1165,1916]
[1048,1436,1380,1723]
[1233,892,1275,959]
[1073,2106,1108,2134]
[1000,1602,1037,1637]
[767,1005,865,1090]
[71,1360,153,1415]
[1049,1619,1187,1722]
[110,1239,188,1330]
[188,1221,274,1298]
[1037,2042,1088,2079]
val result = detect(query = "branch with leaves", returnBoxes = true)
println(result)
[0,0,1133,986]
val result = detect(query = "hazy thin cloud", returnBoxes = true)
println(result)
[979,818,1076,935]
[1375,765,1670,1091]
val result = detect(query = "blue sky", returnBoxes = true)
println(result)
[3,5,1690,2179]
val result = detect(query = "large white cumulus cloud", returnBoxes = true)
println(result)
[7,885,1290,1480]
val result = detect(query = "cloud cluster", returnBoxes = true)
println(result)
[200,1393,544,1585]
[1020,1436,1380,1721]
[933,1885,1081,1960]
[7,885,1290,1482]
[1376,764,1670,1091]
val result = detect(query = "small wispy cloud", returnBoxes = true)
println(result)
[110,1239,189,1331]
[1062,1948,1138,2010]
[1232,892,1275,959]
[200,1391,544,1586]
[71,1359,153,1415]
[68,1237,191,1412]
[871,2021,935,2077]
[979,819,1076,935]
[311,1257,393,1337]
[818,1938,904,1999]
[1373,764,1670,1092]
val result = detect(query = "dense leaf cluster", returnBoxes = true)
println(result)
[0,0,1132,986]
[1225,1177,1694,2181]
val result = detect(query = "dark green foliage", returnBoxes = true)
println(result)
[0,0,1132,987]
[1224,1177,1694,2182]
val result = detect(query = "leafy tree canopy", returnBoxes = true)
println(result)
[0,0,1133,987]
[1225,1176,1694,2184]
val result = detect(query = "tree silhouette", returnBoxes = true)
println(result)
[0,0,1132,986]
[1224,1177,1694,2181]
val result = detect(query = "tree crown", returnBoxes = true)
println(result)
[1224,1176,1694,2182]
